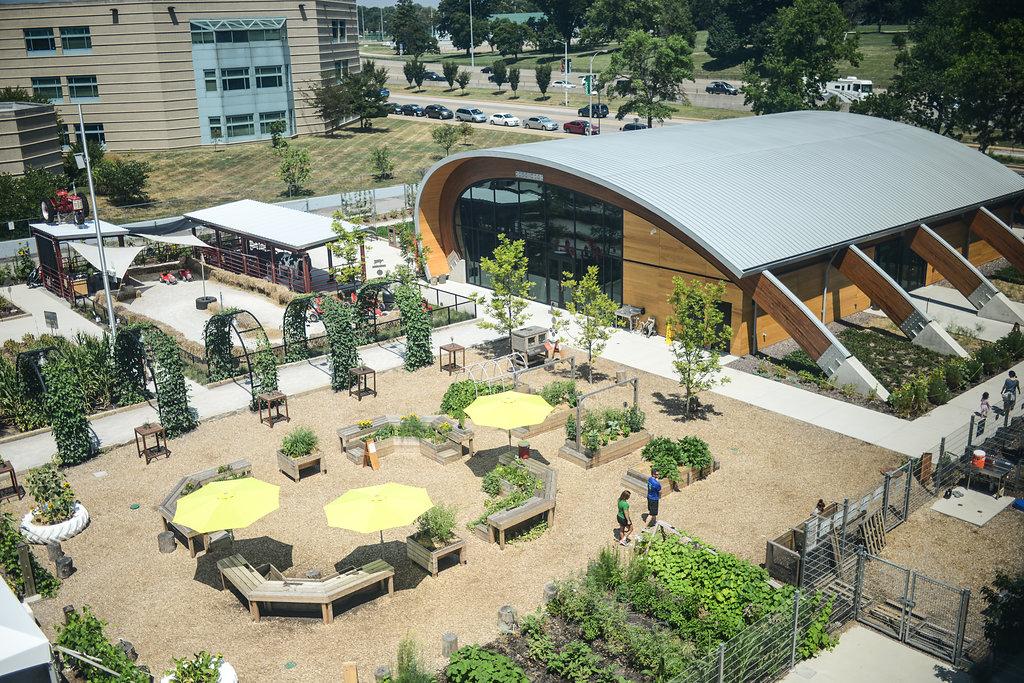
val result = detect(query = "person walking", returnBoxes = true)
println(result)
[1001,370,1019,414]
[646,467,662,528]
[616,490,633,546]
[976,391,990,436]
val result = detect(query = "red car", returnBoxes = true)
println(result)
[563,119,599,135]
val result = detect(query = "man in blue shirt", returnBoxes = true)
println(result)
[647,467,662,527]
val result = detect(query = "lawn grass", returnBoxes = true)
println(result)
[395,82,752,121]
[96,118,535,223]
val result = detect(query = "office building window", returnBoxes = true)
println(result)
[250,28,282,41]
[64,123,106,145]
[209,117,223,139]
[334,60,350,80]
[24,28,56,53]
[191,28,214,43]
[255,65,283,88]
[215,30,249,43]
[331,20,345,42]
[203,69,217,92]
[225,114,254,138]
[259,111,287,134]
[31,77,63,102]
[220,68,250,91]
[67,75,99,100]
[60,26,92,51]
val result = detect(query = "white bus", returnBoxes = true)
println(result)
[823,76,874,103]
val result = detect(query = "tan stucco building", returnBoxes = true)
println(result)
[0,101,63,175]
[0,0,358,151]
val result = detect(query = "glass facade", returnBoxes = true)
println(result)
[456,178,623,307]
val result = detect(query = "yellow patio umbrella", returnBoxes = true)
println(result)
[324,482,433,547]
[464,390,554,452]
[172,478,280,534]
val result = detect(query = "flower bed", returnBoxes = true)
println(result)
[277,426,323,481]
[337,414,473,465]
[559,405,649,468]
[20,463,90,544]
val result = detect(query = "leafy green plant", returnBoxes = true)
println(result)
[393,638,434,683]
[283,294,316,362]
[798,595,838,659]
[203,311,239,381]
[395,281,433,371]
[678,435,712,471]
[56,606,149,682]
[926,368,950,405]
[469,462,542,531]
[415,504,457,547]
[165,651,224,682]
[280,426,318,457]
[0,511,59,598]
[566,406,646,452]
[42,353,93,465]
[111,324,147,406]
[445,646,528,683]
[548,640,601,683]
[322,296,362,390]
[26,462,75,525]
[144,327,197,437]
[251,339,279,409]
[981,570,1024,656]
[540,379,578,407]
[641,437,683,483]
[440,380,510,424]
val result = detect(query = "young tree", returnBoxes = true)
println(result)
[93,157,151,205]
[455,69,472,93]
[491,60,508,91]
[601,30,694,128]
[328,211,367,283]
[390,0,438,56]
[441,60,459,89]
[667,278,732,417]
[431,124,460,156]
[278,147,311,196]
[408,57,428,90]
[475,234,533,352]
[562,266,618,383]
[459,121,474,145]
[535,63,552,98]
[402,60,416,86]
[268,119,288,148]
[369,144,395,180]
[741,0,861,115]
[508,67,521,97]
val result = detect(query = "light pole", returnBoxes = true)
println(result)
[586,50,607,136]
[563,40,569,107]
[379,7,384,42]
[469,0,475,68]
[76,104,116,335]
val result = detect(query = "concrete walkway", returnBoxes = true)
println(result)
[911,284,1021,342]
[1,284,105,343]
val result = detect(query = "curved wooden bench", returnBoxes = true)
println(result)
[486,454,557,549]
[337,415,475,465]
[217,554,395,624]
[157,459,251,557]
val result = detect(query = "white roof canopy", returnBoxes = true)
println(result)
[139,231,210,248]
[0,582,51,676]
[68,243,144,279]
[31,219,129,241]
[185,200,355,252]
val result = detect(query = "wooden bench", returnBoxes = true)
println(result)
[336,415,475,466]
[217,554,395,624]
[158,459,251,558]
[486,454,557,549]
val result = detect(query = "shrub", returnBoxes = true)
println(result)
[912,376,930,415]
[165,651,224,682]
[540,379,578,407]
[445,646,528,683]
[944,360,966,391]
[0,511,60,598]
[26,462,75,525]
[993,265,1024,284]
[981,570,1024,656]
[975,345,1005,375]
[56,606,149,682]
[94,156,151,205]
[415,504,457,547]
[42,353,93,465]
[393,638,433,683]
[440,380,510,423]
[280,426,318,457]
[927,369,951,405]
[996,329,1024,362]
[641,437,682,482]
[677,435,712,471]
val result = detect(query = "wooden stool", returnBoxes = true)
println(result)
[350,366,377,401]
[0,464,23,501]
[258,391,290,427]
[134,423,169,465]
[439,343,466,375]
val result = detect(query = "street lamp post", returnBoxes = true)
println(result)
[563,40,569,107]
[586,50,606,136]
[379,7,384,42]
[76,104,116,335]
[469,0,475,68]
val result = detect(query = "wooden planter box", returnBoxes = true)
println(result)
[511,407,572,439]
[337,415,474,466]
[406,534,466,577]
[277,450,325,481]
[559,430,651,469]
[621,460,720,496]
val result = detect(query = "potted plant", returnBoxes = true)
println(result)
[20,462,90,544]
[277,426,323,481]
[406,504,465,577]
[161,651,237,683]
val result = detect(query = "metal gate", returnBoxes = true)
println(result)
[854,551,970,664]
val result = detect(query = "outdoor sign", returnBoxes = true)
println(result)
[43,310,58,330]
[582,75,593,95]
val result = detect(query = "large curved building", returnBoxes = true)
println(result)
[416,111,1024,397]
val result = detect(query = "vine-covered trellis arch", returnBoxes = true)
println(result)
[282,292,320,363]
[203,308,278,408]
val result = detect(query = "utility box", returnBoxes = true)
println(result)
[511,326,547,366]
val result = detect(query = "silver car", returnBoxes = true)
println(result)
[455,107,486,123]
[525,115,558,131]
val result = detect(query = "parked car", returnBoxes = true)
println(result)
[380,87,391,98]
[400,103,426,117]
[620,121,648,131]
[563,119,598,135]
[480,66,494,74]
[705,81,739,95]
[489,112,520,127]
[455,107,487,123]
[387,102,403,115]
[552,80,577,89]
[423,71,446,82]
[577,103,609,118]
[524,115,558,131]
[424,104,454,119]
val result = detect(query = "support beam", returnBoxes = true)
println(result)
[910,223,1024,325]
[741,270,889,399]
[836,245,967,357]
[971,206,1024,274]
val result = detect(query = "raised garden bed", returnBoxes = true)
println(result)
[158,459,251,557]
[621,459,720,497]
[276,450,324,481]
[470,453,556,549]
[510,408,572,440]
[336,414,474,466]
[0,297,27,320]
[406,533,466,577]
[560,430,651,469]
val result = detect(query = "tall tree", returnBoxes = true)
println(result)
[742,0,861,115]
[490,18,528,59]
[581,0,696,47]
[474,234,533,352]
[491,60,508,90]
[508,67,521,96]
[562,266,618,383]
[602,31,694,128]
[533,0,590,44]
[306,61,389,130]
[705,0,788,63]
[437,0,493,54]
[667,278,732,417]
[442,60,459,89]
[535,63,552,98]
[391,0,438,56]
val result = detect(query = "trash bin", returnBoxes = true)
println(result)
[518,440,530,459]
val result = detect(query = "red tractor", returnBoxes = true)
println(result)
[40,189,90,225]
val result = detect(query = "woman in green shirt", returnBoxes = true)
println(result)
[617,490,633,545]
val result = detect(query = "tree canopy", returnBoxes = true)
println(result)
[581,0,696,47]
[601,31,694,128]
[390,0,438,56]
[533,0,590,44]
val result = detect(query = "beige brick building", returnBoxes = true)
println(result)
[0,0,358,151]
[0,101,63,175]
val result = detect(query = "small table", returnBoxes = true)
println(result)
[439,343,466,375]
[615,305,643,331]
[961,458,1014,497]
[258,391,290,427]
[350,366,377,401]
[0,464,23,501]
[134,423,169,464]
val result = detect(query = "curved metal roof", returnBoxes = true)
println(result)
[423,111,1024,278]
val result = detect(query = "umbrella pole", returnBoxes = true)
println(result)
[380,529,385,555]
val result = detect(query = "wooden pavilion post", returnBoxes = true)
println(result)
[269,245,277,286]
[302,251,312,292]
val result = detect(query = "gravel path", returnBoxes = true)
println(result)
[18,349,900,682]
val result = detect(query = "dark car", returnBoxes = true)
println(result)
[424,104,454,120]
[481,66,493,74]
[387,102,402,115]
[400,103,426,117]
[563,119,599,135]
[424,70,446,82]
[577,103,609,118]
[380,87,391,98]
[705,80,739,95]
[620,121,648,131]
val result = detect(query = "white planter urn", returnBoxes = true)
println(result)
[160,660,237,683]
[20,502,90,544]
